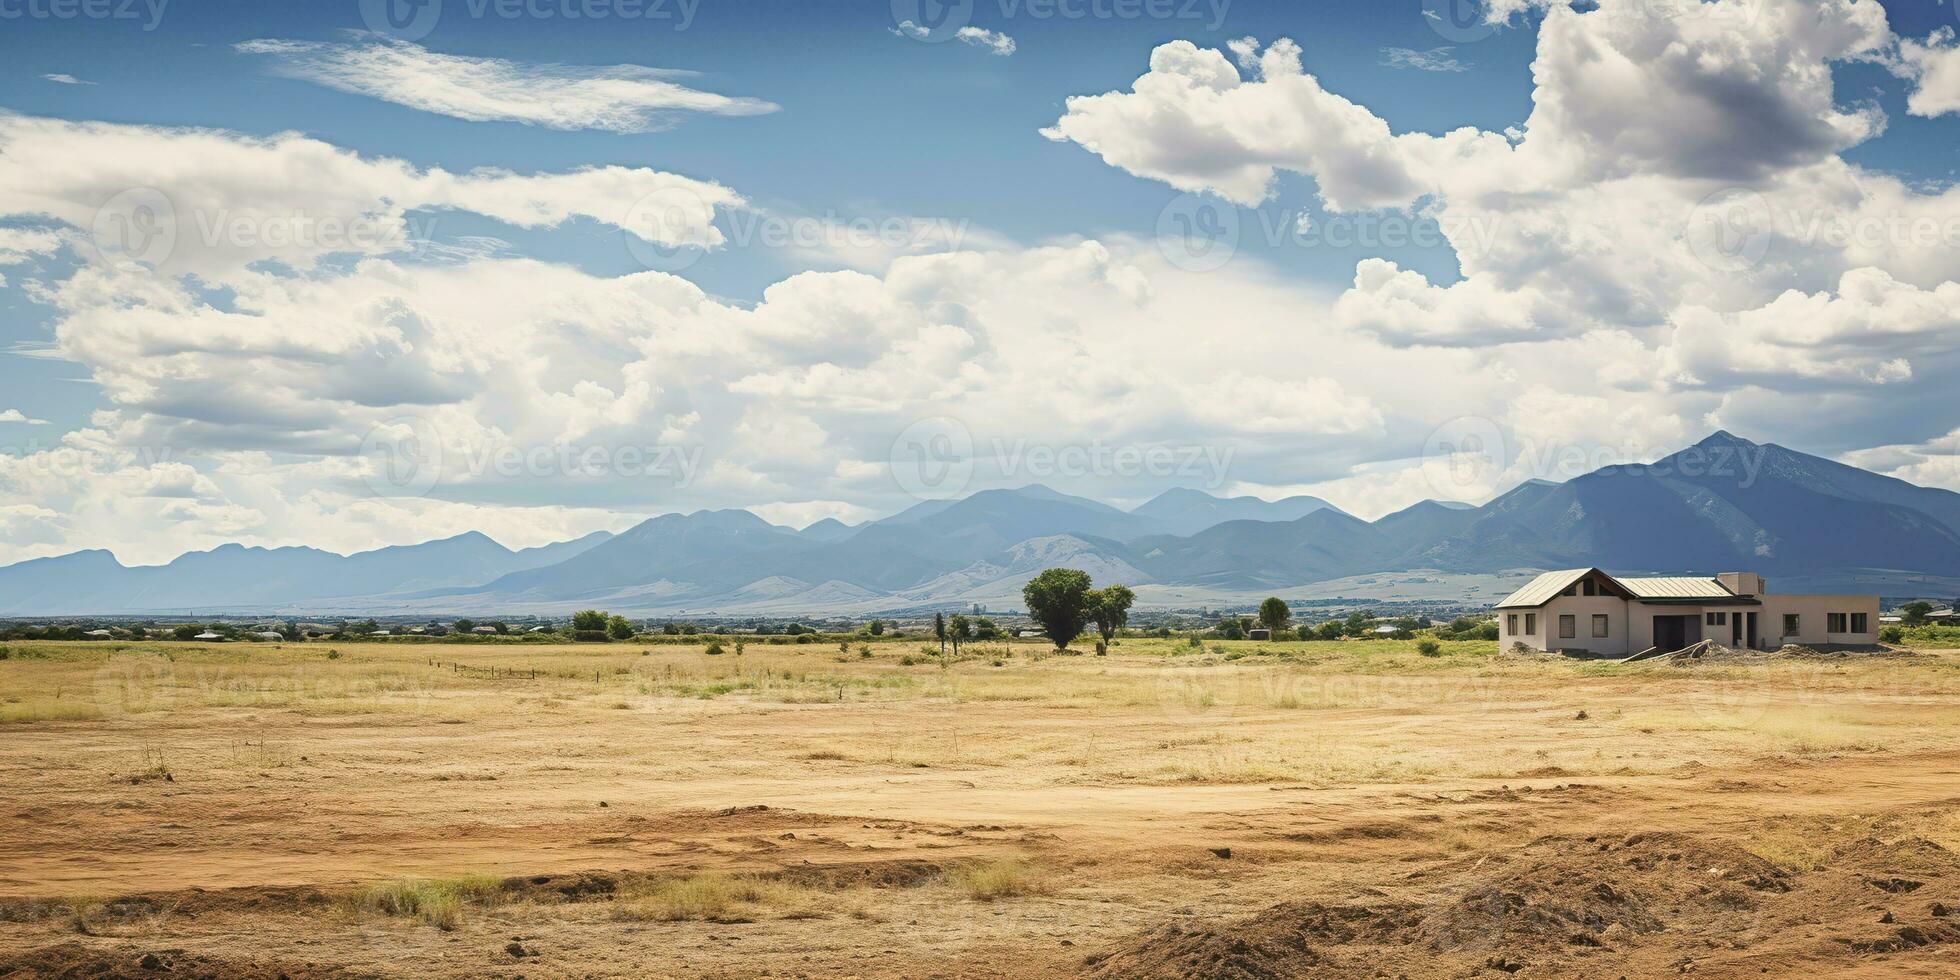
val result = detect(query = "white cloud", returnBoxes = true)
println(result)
[955,27,1016,56]
[40,73,94,86]
[0,409,50,424]
[0,113,742,281]
[1896,28,1960,118]
[236,36,777,132]
[0,227,63,264]
[1379,47,1469,72]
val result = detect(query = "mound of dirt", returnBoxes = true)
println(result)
[0,943,370,979]
[1088,832,1794,979]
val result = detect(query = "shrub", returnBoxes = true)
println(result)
[573,630,611,643]
[1879,625,1905,644]
[704,639,726,656]
[357,874,503,930]
[1416,639,1442,657]
[949,859,1048,901]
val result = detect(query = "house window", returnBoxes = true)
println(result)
[1705,612,1728,626]
[1851,613,1868,633]
[1563,584,1577,597]
[1828,613,1847,633]
[1582,579,1597,596]
[1525,614,1537,635]
[1560,615,1576,639]
[1507,614,1518,636]
[1783,614,1800,637]
[1593,614,1609,638]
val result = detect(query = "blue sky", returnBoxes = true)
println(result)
[2,0,1959,563]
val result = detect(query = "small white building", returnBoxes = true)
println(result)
[1496,569,1878,656]
[194,631,224,641]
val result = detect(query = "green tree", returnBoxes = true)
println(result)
[1314,620,1344,641]
[1220,618,1246,641]
[934,612,948,656]
[1257,597,1291,636]
[949,614,972,654]
[453,618,476,634]
[572,609,609,632]
[1088,585,1136,646]
[868,620,885,636]
[172,623,201,641]
[1023,568,1094,651]
[972,617,1001,640]
[607,615,636,641]
[1902,601,1934,626]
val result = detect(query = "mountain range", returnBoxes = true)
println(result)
[4,432,1957,616]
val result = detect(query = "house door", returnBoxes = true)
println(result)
[1654,615,1690,651]
[1745,612,1758,650]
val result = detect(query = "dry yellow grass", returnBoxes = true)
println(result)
[615,874,831,922]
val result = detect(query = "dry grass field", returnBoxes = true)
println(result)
[3,635,1959,978]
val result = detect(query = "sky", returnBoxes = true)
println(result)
[1,0,1958,565]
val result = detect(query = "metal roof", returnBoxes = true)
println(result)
[1497,569,1746,608]
[1618,576,1736,600]
[1495,569,1595,609]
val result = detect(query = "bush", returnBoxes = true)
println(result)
[573,630,611,643]
[704,639,726,656]
[1879,625,1905,644]
[1416,639,1442,657]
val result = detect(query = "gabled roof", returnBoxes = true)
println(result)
[1497,568,1749,609]
[1495,569,1598,609]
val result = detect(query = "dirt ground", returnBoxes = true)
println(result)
[2,637,1958,978]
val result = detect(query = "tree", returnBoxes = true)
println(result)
[1314,620,1344,641]
[868,620,885,636]
[1023,567,1095,651]
[1220,618,1246,641]
[572,609,609,632]
[1902,601,1934,626]
[949,614,972,654]
[607,615,636,641]
[1088,585,1136,646]
[934,612,947,656]
[453,618,476,634]
[172,623,201,641]
[972,617,1001,641]
[1257,597,1291,636]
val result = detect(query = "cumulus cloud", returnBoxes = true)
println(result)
[0,409,50,424]
[0,113,742,281]
[40,73,94,85]
[1896,28,1960,118]
[236,36,777,132]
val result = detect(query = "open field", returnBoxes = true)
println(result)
[3,636,1960,978]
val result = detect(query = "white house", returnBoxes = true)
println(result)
[1495,569,1879,656]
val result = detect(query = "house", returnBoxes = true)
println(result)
[193,631,224,641]
[1370,624,1406,637]
[1247,628,1272,640]
[1495,569,1878,656]
[472,626,498,635]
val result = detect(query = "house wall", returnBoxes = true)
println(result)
[1754,594,1881,647]
[1538,596,1631,656]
